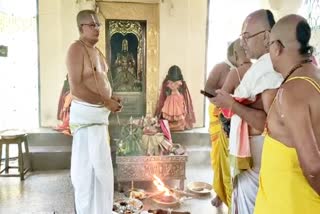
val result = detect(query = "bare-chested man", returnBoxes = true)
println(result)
[205,42,236,96]
[207,39,252,209]
[205,41,236,208]
[67,10,122,214]
[222,38,252,93]
[254,15,320,214]
[212,10,282,214]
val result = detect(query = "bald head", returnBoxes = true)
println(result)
[271,14,313,56]
[77,10,97,32]
[227,41,236,66]
[241,9,275,59]
[244,9,275,32]
[233,38,247,60]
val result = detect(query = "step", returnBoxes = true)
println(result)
[185,146,211,167]
[24,128,211,170]
[172,131,210,148]
[27,129,72,147]
[29,146,71,170]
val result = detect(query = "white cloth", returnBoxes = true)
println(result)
[70,100,113,214]
[234,53,283,100]
[229,54,281,213]
[231,135,264,214]
[229,53,283,172]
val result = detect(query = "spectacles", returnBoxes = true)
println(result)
[81,23,101,29]
[240,30,269,41]
[268,39,285,48]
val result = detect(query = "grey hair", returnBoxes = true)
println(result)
[76,10,96,32]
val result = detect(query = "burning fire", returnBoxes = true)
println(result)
[153,175,171,196]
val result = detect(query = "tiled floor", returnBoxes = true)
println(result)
[0,166,228,214]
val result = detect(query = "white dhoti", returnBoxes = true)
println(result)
[231,135,264,214]
[70,100,113,214]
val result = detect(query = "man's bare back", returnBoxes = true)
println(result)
[205,62,230,96]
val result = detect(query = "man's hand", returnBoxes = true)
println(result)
[104,98,122,113]
[210,89,234,109]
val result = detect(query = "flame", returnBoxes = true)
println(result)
[153,175,171,196]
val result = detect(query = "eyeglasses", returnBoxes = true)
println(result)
[81,23,101,29]
[268,39,285,48]
[240,30,269,41]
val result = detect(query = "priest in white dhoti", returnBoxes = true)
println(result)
[66,10,122,214]
[212,10,283,214]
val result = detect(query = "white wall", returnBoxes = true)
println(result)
[39,0,62,126]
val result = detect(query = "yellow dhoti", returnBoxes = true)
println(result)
[254,134,320,214]
[209,104,232,207]
[255,76,320,214]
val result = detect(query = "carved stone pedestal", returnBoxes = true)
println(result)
[116,155,188,190]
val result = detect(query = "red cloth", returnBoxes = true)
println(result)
[159,119,172,142]
[54,91,72,136]
[221,97,254,119]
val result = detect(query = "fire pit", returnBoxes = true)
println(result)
[151,175,180,208]
[152,195,180,208]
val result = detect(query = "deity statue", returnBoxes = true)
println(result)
[112,38,141,91]
[155,65,196,131]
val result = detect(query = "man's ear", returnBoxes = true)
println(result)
[275,42,283,56]
[235,51,239,64]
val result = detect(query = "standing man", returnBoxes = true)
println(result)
[212,9,282,214]
[67,10,122,214]
[205,41,236,208]
[254,15,320,214]
[222,38,252,93]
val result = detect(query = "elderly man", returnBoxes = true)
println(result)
[222,38,252,93]
[205,41,236,208]
[212,9,283,214]
[254,14,320,214]
[208,39,252,209]
[67,10,122,214]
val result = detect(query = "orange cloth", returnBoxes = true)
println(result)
[161,80,186,131]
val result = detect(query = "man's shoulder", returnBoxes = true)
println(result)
[67,41,84,56]
[284,74,320,92]
[68,41,83,51]
[215,62,230,69]
[210,62,230,74]
[281,78,315,105]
